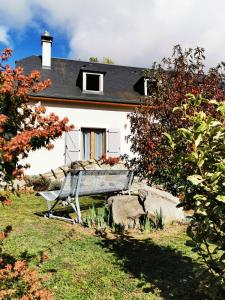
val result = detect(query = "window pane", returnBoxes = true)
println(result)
[86,74,100,91]
[82,129,91,160]
[94,129,105,160]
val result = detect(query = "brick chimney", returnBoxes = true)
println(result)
[41,31,53,69]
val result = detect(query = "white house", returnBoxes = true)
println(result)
[17,32,147,174]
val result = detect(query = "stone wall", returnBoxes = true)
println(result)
[40,159,128,181]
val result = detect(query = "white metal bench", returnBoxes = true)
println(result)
[39,169,134,224]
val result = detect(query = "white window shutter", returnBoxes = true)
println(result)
[107,128,120,157]
[65,129,80,164]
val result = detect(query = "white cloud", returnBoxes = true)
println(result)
[0,0,33,28]
[0,0,224,67]
[0,25,9,45]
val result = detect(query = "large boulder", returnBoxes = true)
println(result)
[138,187,185,223]
[131,176,148,194]
[107,195,145,229]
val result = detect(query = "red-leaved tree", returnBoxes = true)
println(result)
[0,48,74,298]
[0,48,73,198]
[127,45,225,193]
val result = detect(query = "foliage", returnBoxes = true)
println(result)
[0,48,73,187]
[89,56,99,63]
[128,45,225,191]
[0,47,72,297]
[48,179,61,191]
[141,213,152,232]
[0,191,12,206]
[153,208,165,230]
[163,95,225,299]
[0,225,53,300]
[141,210,165,232]
[102,57,114,65]
[25,175,51,192]
[89,56,114,64]
[101,154,120,166]
[84,203,110,231]
[84,202,165,233]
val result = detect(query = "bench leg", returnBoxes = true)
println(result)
[75,196,82,223]
[46,200,53,211]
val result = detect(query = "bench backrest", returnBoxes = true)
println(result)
[58,170,133,199]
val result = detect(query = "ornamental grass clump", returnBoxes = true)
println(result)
[141,210,165,232]
[84,204,110,231]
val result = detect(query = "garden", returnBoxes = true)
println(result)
[0,46,225,299]
[1,193,206,300]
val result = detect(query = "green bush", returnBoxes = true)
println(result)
[48,180,61,191]
[164,95,225,299]
[25,175,50,191]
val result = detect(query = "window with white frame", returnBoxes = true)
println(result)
[82,72,104,93]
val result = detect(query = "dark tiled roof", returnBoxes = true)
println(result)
[16,56,146,105]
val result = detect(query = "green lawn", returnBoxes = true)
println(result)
[0,194,206,300]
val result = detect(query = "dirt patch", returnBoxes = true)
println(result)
[92,223,187,241]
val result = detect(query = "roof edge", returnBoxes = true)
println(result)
[29,95,143,107]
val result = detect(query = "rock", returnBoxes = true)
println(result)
[75,160,102,170]
[108,195,145,229]
[138,187,185,223]
[131,176,148,194]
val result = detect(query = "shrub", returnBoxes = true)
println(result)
[163,95,225,299]
[0,226,53,299]
[48,180,61,191]
[127,45,224,190]
[0,48,73,187]
[101,154,120,166]
[25,175,50,191]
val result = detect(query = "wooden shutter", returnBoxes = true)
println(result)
[65,129,80,164]
[107,128,120,157]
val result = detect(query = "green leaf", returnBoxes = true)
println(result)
[163,132,175,149]
[197,158,205,168]
[210,120,221,127]
[189,152,198,162]
[216,163,225,173]
[178,128,192,139]
[195,134,202,147]
[211,172,222,182]
[196,122,207,133]
[196,208,207,216]
[187,175,204,185]
[217,102,225,114]
[216,195,225,203]
[194,194,207,201]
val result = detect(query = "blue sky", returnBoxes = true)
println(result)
[0,0,224,69]
[1,27,70,68]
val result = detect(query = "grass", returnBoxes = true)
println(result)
[0,193,206,300]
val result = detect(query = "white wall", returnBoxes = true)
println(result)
[25,101,134,174]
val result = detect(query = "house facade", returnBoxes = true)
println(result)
[17,32,147,174]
